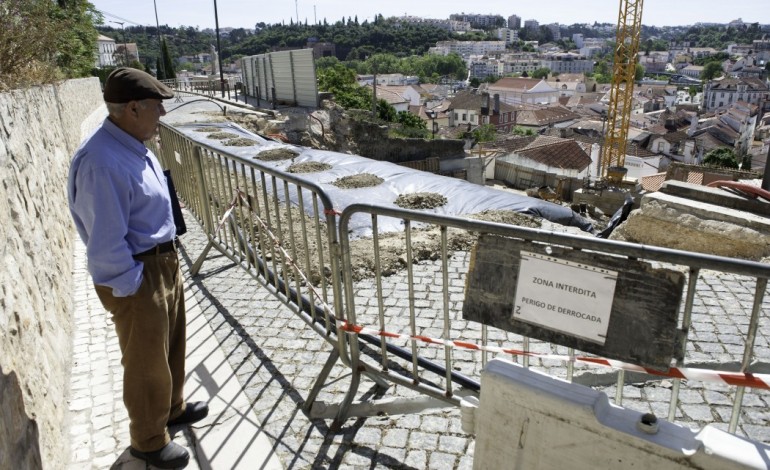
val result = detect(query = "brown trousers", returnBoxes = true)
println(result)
[95,251,187,452]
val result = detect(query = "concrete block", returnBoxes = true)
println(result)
[472,359,770,470]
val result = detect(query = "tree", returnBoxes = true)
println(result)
[161,37,176,80]
[701,61,723,81]
[391,111,429,138]
[376,99,396,122]
[532,68,551,79]
[472,124,497,144]
[316,62,372,110]
[0,0,100,91]
[396,111,427,130]
[703,147,738,169]
[634,63,645,81]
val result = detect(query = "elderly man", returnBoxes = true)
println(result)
[68,67,207,469]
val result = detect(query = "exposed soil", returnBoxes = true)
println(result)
[331,173,383,189]
[224,137,258,147]
[207,132,239,140]
[394,192,448,210]
[466,209,542,229]
[255,148,299,161]
[288,162,332,173]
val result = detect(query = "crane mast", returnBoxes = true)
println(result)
[599,0,644,183]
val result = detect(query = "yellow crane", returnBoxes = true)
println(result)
[599,0,644,183]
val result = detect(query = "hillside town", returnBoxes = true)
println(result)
[94,12,770,190]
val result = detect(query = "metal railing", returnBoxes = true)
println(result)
[161,77,246,103]
[150,121,770,440]
[332,204,770,435]
[150,124,351,381]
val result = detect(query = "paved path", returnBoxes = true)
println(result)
[68,235,281,469]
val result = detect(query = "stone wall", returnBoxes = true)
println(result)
[0,77,104,469]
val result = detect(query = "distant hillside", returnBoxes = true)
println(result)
[98,18,770,73]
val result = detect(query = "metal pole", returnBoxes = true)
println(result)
[213,0,225,98]
[153,0,165,77]
[121,24,128,65]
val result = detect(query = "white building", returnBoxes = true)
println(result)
[497,28,520,45]
[703,77,770,111]
[486,77,560,106]
[95,34,117,68]
[540,52,594,74]
[430,40,506,58]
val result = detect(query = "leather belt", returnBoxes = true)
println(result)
[134,238,177,257]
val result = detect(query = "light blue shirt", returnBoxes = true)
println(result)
[68,118,176,297]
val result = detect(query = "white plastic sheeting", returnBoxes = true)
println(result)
[176,122,594,238]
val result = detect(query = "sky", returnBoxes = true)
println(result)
[91,0,770,30]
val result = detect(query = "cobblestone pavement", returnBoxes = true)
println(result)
[176,213,476,469]
[68,242,200,470]
[175,206,770,468]
[69,207,770,469]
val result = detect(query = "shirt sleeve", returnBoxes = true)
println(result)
[73,165,144,297]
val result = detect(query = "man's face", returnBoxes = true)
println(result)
[130,99,166,142]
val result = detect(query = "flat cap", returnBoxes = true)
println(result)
[103,67,174,103]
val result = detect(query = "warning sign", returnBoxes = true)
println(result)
[513,251,618,344]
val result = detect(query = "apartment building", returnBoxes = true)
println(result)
[703,77,770,111]
[497,28,520,45]
[540,52,594,74]
[486,77,560,106]
[449,13,505,29]
[95,35,117,68]
[430,40,506,58]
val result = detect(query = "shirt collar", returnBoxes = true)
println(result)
[102,117,148,158]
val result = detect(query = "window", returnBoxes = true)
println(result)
[462,113,467,121]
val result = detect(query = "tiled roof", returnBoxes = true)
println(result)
[657,130,690,144]
[516,107,581,126]
[494,135,538,153]
[488,77,544,91]
[370,86,410,105]
[708,77,769,91]
[518,139,592,171]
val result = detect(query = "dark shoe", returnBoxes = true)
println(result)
[167,401,209,427]
[130,441,189,469]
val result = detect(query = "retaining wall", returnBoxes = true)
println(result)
[0,77,104,469]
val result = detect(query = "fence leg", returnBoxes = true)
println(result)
[191,240,215,276]
[303,348,339,413]
[331,368,362,431]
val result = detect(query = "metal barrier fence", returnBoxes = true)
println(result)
[150,121,770,439]
[161,77,245,103]
[333,205,770,435]
[149,123,352,385]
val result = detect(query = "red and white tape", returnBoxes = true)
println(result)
[339,322,770,391]
[215,189,770,391]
